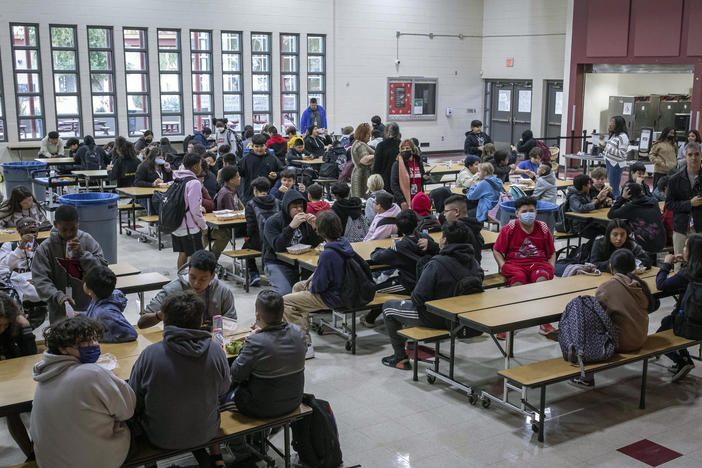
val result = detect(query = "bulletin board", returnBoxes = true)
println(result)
[387,77,438,121]
[388,81,412,116]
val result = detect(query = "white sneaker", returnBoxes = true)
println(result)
[305,344,315,360]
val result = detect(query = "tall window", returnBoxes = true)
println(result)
[307,35,326,108]
[251,32,271,131]
[190,30,213,132]
[0,50,6,141]
[10,23,44,140]
[87,26,117,136]
[280,34,299,131]
[221,31,243,132]
[50,25,81,138]
[123,28,150,136]
[158,29,183,136]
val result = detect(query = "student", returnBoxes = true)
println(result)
[373,122,402,190]
[666,142,702,266]
[192,126,212,148]
[286,137,311,163]
[283,211,356,358]
[656,234,702,381]
[266,125,288,163]
[486,150,512,182]
[38,130,65,157]
[514,147,542,179]
[657,176,674,245]
[601,115,630,199]
[566,174,610,239]
[263,190,322,295]
[464,119,492,156]
[371,114,385,136]
[271,168,306,200]
[76,135,108,170]
[442,194,484,262]
[572,249,657,388]
[198,164,215,213]
[243,177,280,287]
[170,153,208,269]
[411,191,441,232]
[351,123,375,198]
[456,155,481,189]
[306,183,331,215]
[304,125,331,158]
[381,221,484,370]
[608,183,666,253]
[0,292,36,460]
[134,147,173,187]
[466,162,502,222]
[0,186,49,228]
[230,290,306,417]
[626,161,653,198]
[83,265,137,343]
[331,182,366,235]
[300,97,327,134]
[339,125,354,149]
[213,119,242,157]
[138,250,236,330]
[589,166,614,204]
[648,127,678,187]
[482,142,497,162]
[365,174,386,221]
[364,191,401,241]
[533,163,557,205]
[286,126,303,151]
[31,315,136,468]
[390,139,427,208]
[588,219,651,273]
[129,291,231,467]
[32,205,107,324]
[134,129,154,153]
[516,129,537,156]
[199,158,218,199]
[110,137,140,187]
[239,133,283,202]
[209,165,243,260]
[677,129,702,164]
[369,128,384,148]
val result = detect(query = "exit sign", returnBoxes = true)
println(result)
[506,57,514,67]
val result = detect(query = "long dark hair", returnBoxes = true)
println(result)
[141,147,162,171]
[604,219,634,257]
[114,136,137,160]
[688,130,701,144]
[0,186,45,217]
[656,126,675,144]
[683,233,702,281]
[609,115,628,137]
[609,248,656,312]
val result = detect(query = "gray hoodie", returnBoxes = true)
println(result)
[31,228,108,323]
[533,171,558,205]
[128,326,231,449]
[30,352,136,468]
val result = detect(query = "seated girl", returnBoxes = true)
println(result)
[588,219,651,273]
[466,162,502,222]
[134,147,173,187]
[0,186,49,229]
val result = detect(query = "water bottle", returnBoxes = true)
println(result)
[213,315,223,331]
[212,328,224,348]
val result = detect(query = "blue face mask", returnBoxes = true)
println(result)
[78,345,101,364]
[155,158,166,165]
[520,212,537,225]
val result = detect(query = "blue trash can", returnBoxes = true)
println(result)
[497,200,559,231]
[2,161,47,203]
[59,193,120,263]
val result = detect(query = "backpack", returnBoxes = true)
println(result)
[535,139,551,163]
[182,134,194,151]
[509,185,527,200]
[343,215,369,242]
[83,146,101,169]
[339,253,375,309]
[291,393,343,468]
[558,295,618,378]
[673,281,702,340]
[156,176,196,235]
[430,256,484,337]
[555,195,571,233]
[296,167,317,188]
[252,199,280,236]
[338,161,353,183]
[319,162,339,179]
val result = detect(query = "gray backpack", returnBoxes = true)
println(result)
[558,295,618,378]
[343,215,368,242]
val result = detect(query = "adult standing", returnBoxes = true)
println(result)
[463,120,492,156]
[600,115,630,199]
[665,142,702,268]
[300,98,327,134]
[648,127,678,187]
[350,123,375,198]
[677,130,702,166]
[372,122,401,190]
[390,139,428,209]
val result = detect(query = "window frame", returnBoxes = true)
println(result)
[50,24,82,138]
[122,26,151,137]
[10,22,45,141]
[280,33,299,131]
[221,30,244,132]
[190,29,213,132]
[87,25,118,137]
[250,31,272,131]
[306,34,326,109]
[0,47,7,142]
[157,28,183,136]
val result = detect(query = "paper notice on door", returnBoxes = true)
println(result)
[554,91,563,115]
[498,90,511,112]
[623,102,633,115]
[518,90,532,113]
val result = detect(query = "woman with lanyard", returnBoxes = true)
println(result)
[390,139,429,209]
[600,115,630,199]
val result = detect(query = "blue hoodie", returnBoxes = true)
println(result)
[84,290,137,343]
[466,175,502,222]
[309,237,355,309]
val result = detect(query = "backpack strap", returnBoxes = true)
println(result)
[376,217,396,227]
[485,178,504,193]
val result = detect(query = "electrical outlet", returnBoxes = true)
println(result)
[420,142,430,148]
[441,136,444,141]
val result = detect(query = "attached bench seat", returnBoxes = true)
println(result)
[118,203,144,234]
[498,329,702,442]
[138,215,159,223]
[399,327,451,382]
[222,249,262,292]
[482,273,506,289]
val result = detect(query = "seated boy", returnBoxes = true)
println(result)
[270,169,306,200]
[486,150,512,182]
[364,191,401,241]
[32,205,107,324]
[514,147,542,179]
[567,174,609,239]
[532,164,557,205]
[286,137,311,163]
[229,290,306,418]
[138,250,236,330]
[216,152,238,186]
[331,182,366,237]
[627,161,653,197]
[209,165,243,260]
[381,221,484,370]
[589,166,614,204]
[263,189,322,296]
[455,155,481,189]
[243,177,280,286]
[442,194,484,262]
[306,183,331,215]
[31,315,135,468]
[129,291,231,466]
[83,265,137,343]
[283,211,356,359]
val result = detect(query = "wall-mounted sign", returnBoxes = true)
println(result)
[387,77,438,121]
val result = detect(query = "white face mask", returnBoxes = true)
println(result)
[217,127,225,133]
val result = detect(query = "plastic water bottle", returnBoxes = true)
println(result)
[212,328,224,348]
[213,315,223,331]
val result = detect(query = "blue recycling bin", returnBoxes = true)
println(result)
[2,161,47,203]
[498,200,558,231]
[59,193,120,263]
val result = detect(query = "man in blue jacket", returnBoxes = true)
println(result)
[300,98,327,134]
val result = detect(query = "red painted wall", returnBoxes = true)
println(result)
[567,0,702,151]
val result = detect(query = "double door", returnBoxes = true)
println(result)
[487,80,532,144]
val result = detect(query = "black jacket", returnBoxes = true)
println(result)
[262,190,322,265]
[239,151,283,202]
[464,131,492,156]
[567,187,607,239]
[517,130,537,155]
[390,158,425,206]
[457,216,485,263]
[110,155,140,187]
[0,326,37,360]
[304,136,326,157]
[201,169,218,199]
[370,230,440,292]
[76,137,108,170]
[417,214,441,233]
[332,197,364,231]
[134,162,173,187]
[286,147,309,163]
[485,157,511,182]
[372,137,401,189]
[665,167,702,234]
[244,194,280,250]
[588,235,651,273]
[608,195,666,252]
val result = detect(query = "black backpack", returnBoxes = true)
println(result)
[339,253,375,309]
[156,176,196,234]
[319,162,339,179]
[291,393,343,468]
[251,199,280,236]
[429,256,484,337]
[555,195,572,233]
[674,281,702,340]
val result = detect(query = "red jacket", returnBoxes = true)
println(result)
[306,200,331,216]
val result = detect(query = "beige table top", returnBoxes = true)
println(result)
[35,157,75,164]
[204,212,247,227]
[425,163,464,175]
[0,230,50,244]
[72,169,109,177]
[293,157,324,165]
[116,186,168,197]
[109,263,140,277]
[567,201,664,221]
[115,272,170,294]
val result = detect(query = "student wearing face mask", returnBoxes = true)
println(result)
[30,315,136,468]
[134,129,154,154]
[390,139,428,209]
[648,127,678,187]
[134,148,173,187]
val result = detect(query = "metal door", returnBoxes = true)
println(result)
[487,80,532,145]
[543,80,563,144]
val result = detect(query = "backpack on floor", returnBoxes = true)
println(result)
[559,295,618,378]
[291,393,343,468]
[343,215,369,242]
[156,176,196,234]
[673,281,702,340]
[339,253,375,309]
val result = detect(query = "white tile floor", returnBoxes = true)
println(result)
[1,227,702,467]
